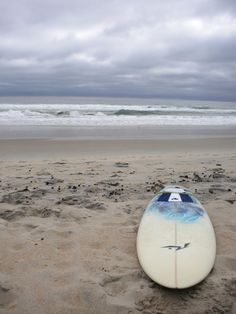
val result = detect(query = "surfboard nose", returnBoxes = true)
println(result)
[160,185,190,194]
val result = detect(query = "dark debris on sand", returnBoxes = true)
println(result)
[0,161,236,224]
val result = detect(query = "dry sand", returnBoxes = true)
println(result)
[0,139,236,313]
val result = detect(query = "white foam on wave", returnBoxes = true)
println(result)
[1,103,236,113]
[0,103,236,126]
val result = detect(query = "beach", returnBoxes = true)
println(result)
[1,0,236,310]
[0,134,236,314]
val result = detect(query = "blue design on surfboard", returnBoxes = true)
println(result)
[146,191,204,223]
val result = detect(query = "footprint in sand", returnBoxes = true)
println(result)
[23,222,39,231]
[55,240,75,252]
[223,257,236,272]
[226,224,236,232]
[0,275,17,309]
[99,270,143,297]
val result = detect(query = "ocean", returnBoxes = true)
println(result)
[0,96,236,127]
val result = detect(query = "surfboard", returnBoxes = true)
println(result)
[137,186,216,289]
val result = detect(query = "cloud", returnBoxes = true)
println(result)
[0,0,236,100]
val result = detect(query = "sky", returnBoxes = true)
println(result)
[0,0,236,100]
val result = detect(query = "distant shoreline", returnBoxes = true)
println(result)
[1,136,236,161]
[0,124,236,140]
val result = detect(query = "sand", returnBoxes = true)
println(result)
[0,139,236,313]
[1,137,236,161]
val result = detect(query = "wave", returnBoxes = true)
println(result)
[0,103,236,126]
[1,103,236,115]
[112,108,236,116]
[192,106,211,110]
[113,109,162,116]
[56,111,70,116]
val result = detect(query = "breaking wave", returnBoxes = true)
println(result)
[0,103,236,126]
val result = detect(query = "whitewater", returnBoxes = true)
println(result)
[0,97,236,126]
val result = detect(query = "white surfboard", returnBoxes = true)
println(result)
[137,186,216,289]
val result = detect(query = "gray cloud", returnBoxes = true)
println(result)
[0,0,236,100]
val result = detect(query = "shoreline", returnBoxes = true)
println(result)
[1,137,236,160]
[0,124,236,140]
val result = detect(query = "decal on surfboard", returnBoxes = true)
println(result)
[161,243,190,251]
[147,198,204,223]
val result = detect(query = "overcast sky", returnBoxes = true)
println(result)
[0,0,236,100]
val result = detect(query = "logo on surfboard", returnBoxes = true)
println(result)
[161,243,190,251]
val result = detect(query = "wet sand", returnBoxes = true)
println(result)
[0,125,236,140]
[0,137,236,160]
[0,140,236,313]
